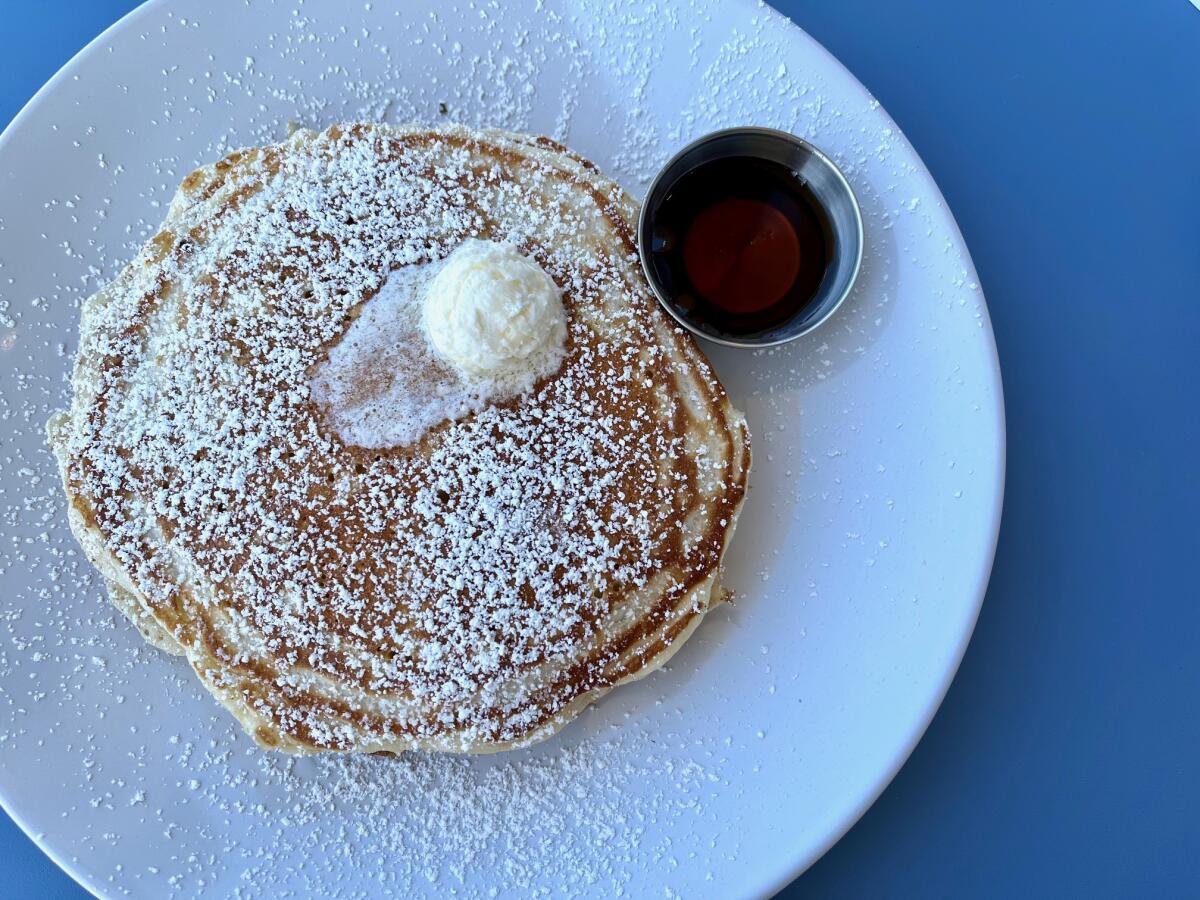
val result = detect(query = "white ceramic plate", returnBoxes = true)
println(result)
[0,1,1003,897]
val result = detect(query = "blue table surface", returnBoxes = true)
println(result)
[3,1,1198,897]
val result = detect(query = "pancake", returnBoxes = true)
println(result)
[48,123,750,754]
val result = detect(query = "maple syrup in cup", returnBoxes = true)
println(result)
[639,128,863,348]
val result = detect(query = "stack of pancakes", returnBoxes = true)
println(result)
[49,123,750,753]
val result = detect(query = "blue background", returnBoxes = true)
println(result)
[2,1,1198,896]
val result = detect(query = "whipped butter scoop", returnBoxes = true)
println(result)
[423,239,566,379]
[311,239,568,449]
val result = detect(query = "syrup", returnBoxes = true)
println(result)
[646,155,833,336]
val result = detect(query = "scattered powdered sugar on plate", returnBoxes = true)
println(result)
[205,727,727,897]
[0,0,998,896]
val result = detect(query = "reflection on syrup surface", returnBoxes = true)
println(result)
[647,156,833,337]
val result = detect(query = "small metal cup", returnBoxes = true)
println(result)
[638,127,863,348]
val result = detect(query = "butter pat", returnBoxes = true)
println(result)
[423,239,566,380]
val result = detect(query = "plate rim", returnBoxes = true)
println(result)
[744,4,1007,892]
[0,1,1007,896]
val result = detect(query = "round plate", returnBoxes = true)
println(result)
[0,1,1004,897]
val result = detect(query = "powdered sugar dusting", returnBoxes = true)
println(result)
[53,120,745,755]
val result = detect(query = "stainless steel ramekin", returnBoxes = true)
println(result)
[638,127,864,348]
